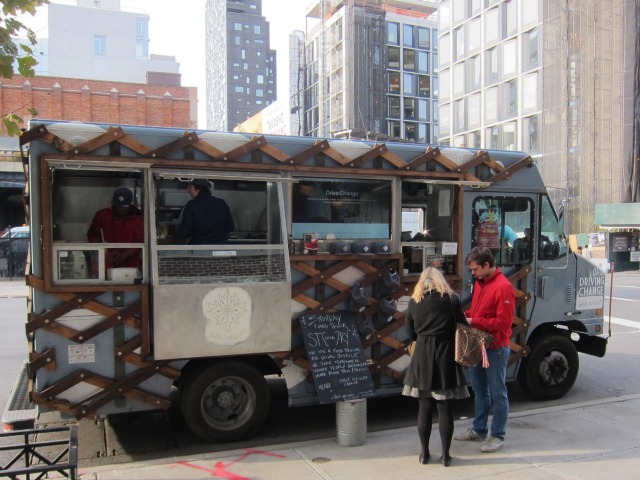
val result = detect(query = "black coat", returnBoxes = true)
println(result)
[404,292,469,392]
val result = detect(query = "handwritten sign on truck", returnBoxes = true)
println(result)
[299,312,376,404]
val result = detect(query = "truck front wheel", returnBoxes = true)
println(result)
[518,334,579,400]
[180,361,270,442]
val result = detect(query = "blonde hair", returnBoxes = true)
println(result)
[411,266,454,302]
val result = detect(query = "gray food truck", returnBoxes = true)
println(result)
[5,120,607,442]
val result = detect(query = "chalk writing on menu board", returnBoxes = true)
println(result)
[299,312,376,404]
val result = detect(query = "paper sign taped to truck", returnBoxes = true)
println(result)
[576,267,605,309]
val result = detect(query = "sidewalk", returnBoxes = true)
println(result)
[0,278,28,298]
[78,394,640,480]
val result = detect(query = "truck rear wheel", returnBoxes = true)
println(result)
[518,334,579,400]
[180,361,270,442]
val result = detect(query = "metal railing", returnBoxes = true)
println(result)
[0,426,78,480]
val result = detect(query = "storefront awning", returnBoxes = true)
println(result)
[595,203,640,228]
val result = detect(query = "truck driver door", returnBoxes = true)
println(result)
[149,171,292,360]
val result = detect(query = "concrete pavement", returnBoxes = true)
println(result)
[75,394,640,480]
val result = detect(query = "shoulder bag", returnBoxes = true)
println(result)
[455,323,494,368]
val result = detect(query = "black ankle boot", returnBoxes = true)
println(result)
[440,455,452,467]
[418,452,430,464]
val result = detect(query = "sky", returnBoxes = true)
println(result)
[20,0,310,127]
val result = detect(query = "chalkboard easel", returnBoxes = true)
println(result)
[299,311,376,404]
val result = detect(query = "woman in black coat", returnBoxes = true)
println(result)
[403,267,470,467]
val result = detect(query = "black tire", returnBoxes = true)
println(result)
[518,334,579,400]
[180,361,270,442]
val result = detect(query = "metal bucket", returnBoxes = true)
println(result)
[335,399,367,447]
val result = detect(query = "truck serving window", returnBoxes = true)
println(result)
[291,178,391,240]
[472,197,534,266]
[49,166,145,284]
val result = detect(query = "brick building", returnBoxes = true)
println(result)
[0,76,197,130]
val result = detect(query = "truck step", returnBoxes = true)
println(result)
[2,360,37,430]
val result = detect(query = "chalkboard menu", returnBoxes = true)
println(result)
[611,234,630,252]
[299,312,376,404]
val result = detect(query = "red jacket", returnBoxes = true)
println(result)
[87,206,143,269]
[465,267,514,349]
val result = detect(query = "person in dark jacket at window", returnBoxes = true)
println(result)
[180,179,234,245]
[403,266,470,467]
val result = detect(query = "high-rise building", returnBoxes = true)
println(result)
[302,0,438,141]
[436,0,636,233]
[205,0,277,131]
[34,0,181,85]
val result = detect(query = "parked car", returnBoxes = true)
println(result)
[0,227,30,276]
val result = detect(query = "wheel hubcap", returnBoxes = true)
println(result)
[538,351,569,386]
[201,377,255,431]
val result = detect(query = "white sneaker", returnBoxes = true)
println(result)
[481,436,504,453]
[453,428,485,441]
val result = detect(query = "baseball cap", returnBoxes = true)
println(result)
[112,187,133,207]
[348,281,371,313]
[378,297,397,319]
[352,240,373,255]
[378,268,400,296]
[330,241,352,255]
[189,178,210,188]
[371,241,392,254]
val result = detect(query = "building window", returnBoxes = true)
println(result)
[404,98,416,118]
[418,99,429,121]
[389,96,400,117]
[387,22,400,45]
[440,33,450,66]
[94,35,106,55]
[505,0,518,37]
[405,122,416,141]
[433,53,438,71]
[485,87,499,123]
[440,104,450,136]
[522,72,538,112]
[136,39,148,58]
[523,28,539,71]
[235,36,241,45]
[452,0,466,24]
[485,7,499,45]
[486,46,500,84]
[432,29,438,51]
[403,73,415,95]
[455,98,465,132]
[389,72,400,93]
[256,88,264,97]
[440,0,450,30]
[403,25,414,47]
[388,46,400,69]
[418,123,428,143]
[507,79,518,118]
[234,23,242,31]
[486,125,499,149]
[524,115,539,153]
[389,120,401,138]
[440,69,450,101]
[403,49,416,70]
[418,27,430,49]
[453,63,465,97]
[467,17,481,54]
[137,20,152,57]
[503,39,517,77]
[503,121,517,150]
[417,51,429,73]
[235,86,244,93]
[254,25,261,34]
[468,93,481,129]
[454,27,465,60]
[257,74,264,84]
[522,0,539,27]
[418,75,430,97]
[467,55,481,91]
[433,77,439,99]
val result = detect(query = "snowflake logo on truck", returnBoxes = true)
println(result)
[203,287,252,345]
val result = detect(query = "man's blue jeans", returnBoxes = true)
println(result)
[469,346,510,441]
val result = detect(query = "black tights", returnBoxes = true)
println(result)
[417,397,454,458]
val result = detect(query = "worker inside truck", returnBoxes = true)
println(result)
[49,166,146,283]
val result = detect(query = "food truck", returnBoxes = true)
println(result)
[6,120,607,441]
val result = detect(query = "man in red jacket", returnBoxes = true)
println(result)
[87,187,143,272]
[454,247,514,453]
